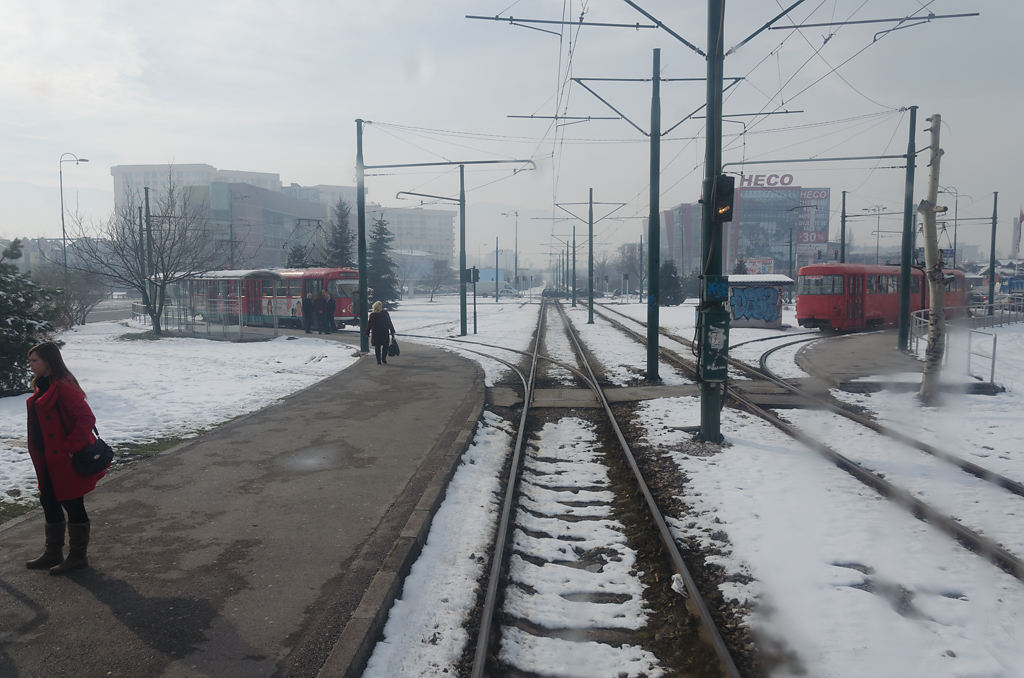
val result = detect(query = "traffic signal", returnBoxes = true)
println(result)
[713,174,735,222]
[471,267,480,283]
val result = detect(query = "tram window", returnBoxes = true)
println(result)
[866,276,875,294]
[797,274,843,295]
[287,280,302,297]
[328,279,347,297]
[911,277,920,294]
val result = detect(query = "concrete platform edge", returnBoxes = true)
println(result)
[318,367,486,678]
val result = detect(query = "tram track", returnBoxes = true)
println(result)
[590,302,1024,582]
[466,299,742,678]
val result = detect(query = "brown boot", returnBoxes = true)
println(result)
[50,521,89,575]
[26,521,65,570]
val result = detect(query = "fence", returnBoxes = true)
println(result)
[910,296,1024,385]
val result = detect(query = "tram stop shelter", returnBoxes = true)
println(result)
[727,274,793,329]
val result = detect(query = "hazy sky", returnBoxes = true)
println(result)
[1,0,1019,268]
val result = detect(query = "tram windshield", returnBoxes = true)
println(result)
[797,274,844,295]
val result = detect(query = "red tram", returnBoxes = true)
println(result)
[191,267,360,329]
[796,263,966,331]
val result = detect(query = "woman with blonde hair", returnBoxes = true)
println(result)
[24,341,104,575]
[364,300,396,365]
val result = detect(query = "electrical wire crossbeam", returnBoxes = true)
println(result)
[554,201,628,226]
[395,190,459,204]
[721,153,907,171]
[363,158,536,171]
[465,14,659,31]
[766,12,979,31]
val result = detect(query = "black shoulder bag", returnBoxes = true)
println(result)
[56,403,114,476]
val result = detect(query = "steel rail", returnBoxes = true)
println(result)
[589,304,1024,580]
[552,301,743,678]
[469,301,545,678]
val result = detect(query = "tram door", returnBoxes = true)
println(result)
[846,273,863,328]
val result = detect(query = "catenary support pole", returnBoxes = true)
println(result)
[989,191,998,316]
[495,237,499,301]
[646,48,661,381]
[840,190,847,263]
[356,120,369,352]
[572,225,577,307]
[460,165,467,334]
[698,0,727,443]
[588,188,595,324]
[897,105,918,352]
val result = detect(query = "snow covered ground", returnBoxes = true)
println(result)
[3,296,1023,676]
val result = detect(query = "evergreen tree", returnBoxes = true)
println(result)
[367,216,401,308]
[287,244,310,268]
[0,239,60,396]
[732,257,748,275]
[659,260,685,306]
[325,198,355,268]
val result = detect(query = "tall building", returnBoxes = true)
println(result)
[109,164,455,272]
[659,172,830,276]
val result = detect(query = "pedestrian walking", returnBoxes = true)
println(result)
[24,342,104,575]
[365,300,396,365]
[313,291,327,335]
[324,293,336,334]
[302,293,314,334]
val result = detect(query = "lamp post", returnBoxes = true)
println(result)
[59,153,89,279]
[863,205,888,264]
[501,211,519,290]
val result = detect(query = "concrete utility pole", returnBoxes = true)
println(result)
[918,113,945,405]
[588,188,594,324]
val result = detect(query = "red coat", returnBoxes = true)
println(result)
[26,378,104,501]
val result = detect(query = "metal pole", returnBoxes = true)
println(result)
[840,190,847,263]
[989,191,998,316]
[495,236,499,301]
[356,119,369,352]
[588,188,595,324]
[460,165,468,335]
[514,211,519,290]
[952,191,959,268]
[572,224,577,307]
[59,162,67,278]
[698,0,727,443]
[646,47,661,381]
[898,105,918,351]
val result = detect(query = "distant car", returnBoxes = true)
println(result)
[967,291,987,305]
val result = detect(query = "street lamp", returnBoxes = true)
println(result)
[862,205,888,264]
[501,210,519,290]
[59,153,89,279]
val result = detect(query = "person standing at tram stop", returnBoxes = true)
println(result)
[301,292,314,334]
[365,300,396,365]
[324,292,336,334]
[313,291,327,335]
[24,342,103,575]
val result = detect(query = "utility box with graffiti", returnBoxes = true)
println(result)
[727,274,793,328]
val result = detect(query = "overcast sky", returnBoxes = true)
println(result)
[1,0,1019,268]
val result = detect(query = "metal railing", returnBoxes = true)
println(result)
[130,300,279,341]
[909,297,1024,381]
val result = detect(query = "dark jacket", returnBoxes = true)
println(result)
[325,296,335,318]
[365,310,396,346]
[301,297,313,318]
[313,296,327,317]
[26,378,103,501]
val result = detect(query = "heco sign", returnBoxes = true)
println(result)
[740,173,794,187]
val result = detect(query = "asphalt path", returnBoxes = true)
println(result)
[0,340,484,677]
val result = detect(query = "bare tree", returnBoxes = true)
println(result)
[427,259,453,302]
[70,173,228,334]
[31,262,107,327]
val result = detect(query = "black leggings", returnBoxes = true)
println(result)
[38,472,88,524]
[374,344,389,363]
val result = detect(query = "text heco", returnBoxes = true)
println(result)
[739,174,794,187]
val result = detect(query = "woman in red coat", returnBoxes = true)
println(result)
[365,300,396,365]
[24,341,104,575]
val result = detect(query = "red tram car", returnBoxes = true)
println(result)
[796,263,965,331]
[192,267,360,329]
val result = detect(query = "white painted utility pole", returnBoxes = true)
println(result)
[918,113,945,405]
